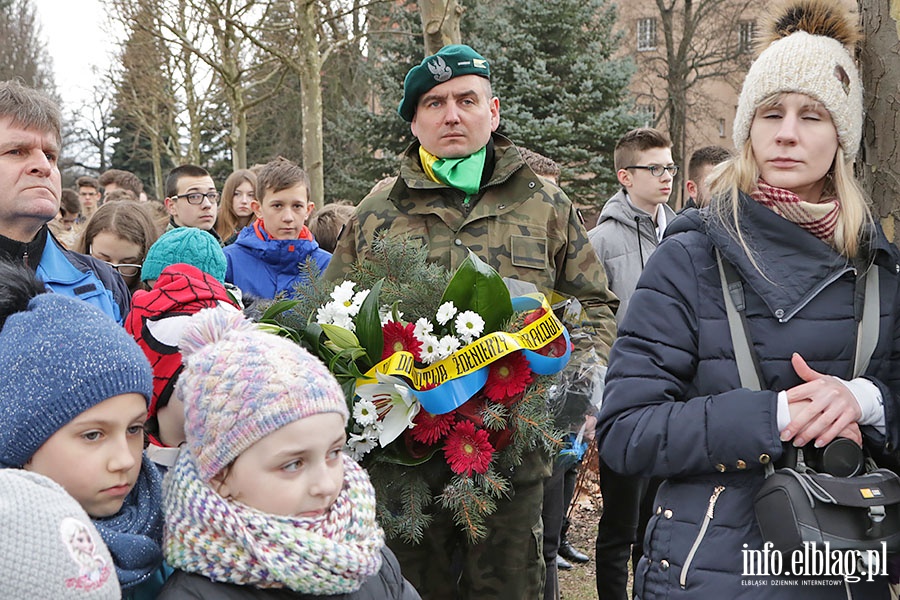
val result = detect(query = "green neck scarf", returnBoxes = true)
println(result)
[419,145,486,202]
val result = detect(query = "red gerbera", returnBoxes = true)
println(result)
[410,410,457,445]
[381,321,422,361]
[483,352,533,402]
[443,420,494,477]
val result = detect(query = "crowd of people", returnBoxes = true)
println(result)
[2,0,899,598]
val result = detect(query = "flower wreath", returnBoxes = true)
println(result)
[262,235,570,542]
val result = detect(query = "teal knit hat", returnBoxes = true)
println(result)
[398,44,490,122]
[141,227,227,283]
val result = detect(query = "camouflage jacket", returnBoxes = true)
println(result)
[325,134,618,364]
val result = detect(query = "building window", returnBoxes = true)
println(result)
[637,104,656,127]
[637,18,657,51]
[739,20,756,54]
[718,118,726,138]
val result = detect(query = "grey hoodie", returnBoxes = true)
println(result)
[588,189,676,322]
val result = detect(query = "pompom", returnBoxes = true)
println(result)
[0,262,47,331]
[759,0,861,50]
[178,304,252,358]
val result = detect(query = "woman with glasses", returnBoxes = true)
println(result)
[78,201,160,293]
[597,1,900,598]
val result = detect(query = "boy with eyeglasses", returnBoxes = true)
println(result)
[587,126,675,600]
[163,164,222,242]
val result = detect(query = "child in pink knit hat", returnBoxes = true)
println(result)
[158,305,419,599]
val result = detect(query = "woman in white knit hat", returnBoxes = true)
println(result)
[595,0,900,597]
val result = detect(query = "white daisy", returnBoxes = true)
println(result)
[438,335,461,359]
[436,301,458,326]
[332,312,356,332]
[352,398,378,426]
[454,310,485,344]
[362,421,384,438]
[316,301,342,325]
[419,334,443,364]
[331,281,356,306]
[346,432,378,460]
[349,289,370,315]
[413,317,434,341]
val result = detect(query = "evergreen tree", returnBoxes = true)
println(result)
[319,0,423,204]
[463,0,639,206]
[325,0,635,207]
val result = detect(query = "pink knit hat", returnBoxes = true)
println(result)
[176,306,348,482]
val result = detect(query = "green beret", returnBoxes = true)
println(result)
[398,44,490,122]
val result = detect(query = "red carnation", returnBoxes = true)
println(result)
[538,335,570,358]
[522,307,568,357]
[483,352,533,402]
[523,307,546,326]
[410,410,456,445]
[443,421,494,477]
[382,321,422,361]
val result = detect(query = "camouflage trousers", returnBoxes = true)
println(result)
[388,451,551,600]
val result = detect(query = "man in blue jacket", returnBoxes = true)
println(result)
[0,80,129,322]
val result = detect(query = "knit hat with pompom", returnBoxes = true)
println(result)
[733,0,863,160]
[176,305,348,482]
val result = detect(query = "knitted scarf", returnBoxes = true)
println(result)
[163,450,384,595]
[751,179,841,246]
[419,145,486,203]
[92,456,165,590]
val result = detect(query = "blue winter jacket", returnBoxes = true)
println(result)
[37,231,130,323]
[223,223,331,299]
[598,195,900,599]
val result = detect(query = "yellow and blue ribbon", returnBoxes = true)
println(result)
[357,294,571,414]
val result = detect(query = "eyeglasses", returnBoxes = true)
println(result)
[107,263,143,277]
[89,246,142,277]
[175,191,220,205]
[625,164,679,177]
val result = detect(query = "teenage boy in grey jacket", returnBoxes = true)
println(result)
[587,127,676,600]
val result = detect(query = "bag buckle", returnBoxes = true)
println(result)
[867,504,886,538]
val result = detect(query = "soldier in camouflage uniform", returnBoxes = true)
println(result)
[325,44,618,600]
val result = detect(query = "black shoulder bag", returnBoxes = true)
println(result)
[716,249,900,554]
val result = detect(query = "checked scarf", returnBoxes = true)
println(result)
[751,178,840,246]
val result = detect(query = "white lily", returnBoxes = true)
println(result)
[354,372,421,447]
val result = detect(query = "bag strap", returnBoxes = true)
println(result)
[716,249,763,391]
[716,250,880,390]
[854,264,880,377]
